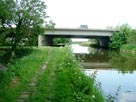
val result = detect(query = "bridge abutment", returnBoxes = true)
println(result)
[38,35,54,46]
[98,37,110,48]
[38,28,116,47]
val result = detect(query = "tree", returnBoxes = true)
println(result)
[0,0,55,56]
[109,24,132,50]
[127,29,136,45]
[0,0,13,45]
[53,38,71,45]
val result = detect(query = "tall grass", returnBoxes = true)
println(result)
[121,44,136,51]
[0,47,104,102]
[0,47,50,102]
[26,47,104,102]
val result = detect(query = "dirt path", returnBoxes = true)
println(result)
[17,48,53,102]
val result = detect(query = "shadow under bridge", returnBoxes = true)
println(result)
[38,28,117,47]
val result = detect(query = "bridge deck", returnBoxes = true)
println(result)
[45,28,117,37]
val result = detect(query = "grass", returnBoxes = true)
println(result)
[0,46,104,102]
[0,47,50,102]
[25,47,104,102]
[121,44,136,52]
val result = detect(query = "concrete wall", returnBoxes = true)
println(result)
[38,35,46,46]
[38,35,54,46]
[38,28,116,47]
[98,37,110,48]
[38,35,110,48]
[45,28,114,37]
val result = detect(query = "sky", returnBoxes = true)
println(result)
[45,0,136,29]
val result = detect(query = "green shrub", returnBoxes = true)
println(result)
[109,24,131,50]
[121,44,136,51]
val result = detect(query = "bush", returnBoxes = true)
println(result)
[121,44,136,51]
[109,24,132,50]
[53,38,71,45]
[127,29,136,45]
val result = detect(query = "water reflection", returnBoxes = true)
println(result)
[72,44,136,73]
[109,51,136,74]
[71,44,136,102]
[71,44,89,54]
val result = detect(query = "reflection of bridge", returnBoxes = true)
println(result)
[81,62,111,68]
[38,28,117,47]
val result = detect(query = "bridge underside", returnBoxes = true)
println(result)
[38,28,116,48]
[38,35,110,48]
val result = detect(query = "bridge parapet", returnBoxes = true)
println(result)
[45,28,117,37]
[39,28,118,47]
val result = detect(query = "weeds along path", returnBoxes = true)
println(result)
[17,47,105,102]
[17,47,54,102]
[0,47,53,102]
[23,47,63,102]
[1,47,104,102]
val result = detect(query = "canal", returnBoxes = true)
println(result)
[71,44,136,102]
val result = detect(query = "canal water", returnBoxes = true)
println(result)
[71,44,136,102]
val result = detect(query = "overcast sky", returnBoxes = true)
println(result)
[45,0,136,29]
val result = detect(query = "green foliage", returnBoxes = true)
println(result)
[0,47,50,102]
[109,24,131,50]
[0,0,55,51]
[0,0,14,45]
[0,33,6,45]
[53,38,71,45]
[25,47,104,102]
[108,51,136,73]
[127,29,136,45]
[121,44,136,51]
[0,47,104,102]
[119,27,136,52]
[54,47,104,102]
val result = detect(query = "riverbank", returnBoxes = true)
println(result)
[0,47,104,102]
[120,44,136,53]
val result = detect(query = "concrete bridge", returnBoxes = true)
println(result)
[38,28,117,47]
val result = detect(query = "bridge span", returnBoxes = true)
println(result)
[38,28,117,47]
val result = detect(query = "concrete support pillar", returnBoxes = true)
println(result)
[38,35,46,46]
[98,37,110,48]
[45,36,54,46]
[38,35,54,46]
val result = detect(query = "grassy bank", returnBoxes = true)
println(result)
[0,47,51,102]
[0,47,104,102]
[120,44,136,53]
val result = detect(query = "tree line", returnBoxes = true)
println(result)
[0,0,55,56]
[109,24,136,50]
